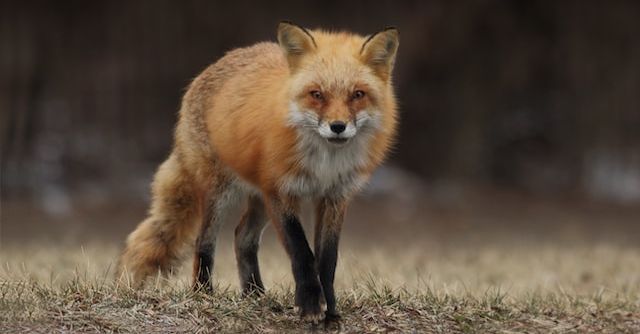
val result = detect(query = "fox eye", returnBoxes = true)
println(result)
[310,90,324,100]
[352,90,366,100]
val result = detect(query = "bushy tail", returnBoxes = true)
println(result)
[116,153,202,286]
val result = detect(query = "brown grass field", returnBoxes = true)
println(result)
[2,187,640,333]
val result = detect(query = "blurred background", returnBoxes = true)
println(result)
[1,0,639,246]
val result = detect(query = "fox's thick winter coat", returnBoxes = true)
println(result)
[118,22,399,322]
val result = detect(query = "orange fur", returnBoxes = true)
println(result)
[117,23,399,311]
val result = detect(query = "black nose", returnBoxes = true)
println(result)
[329,121,346,134]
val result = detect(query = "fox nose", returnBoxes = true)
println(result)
[329,121,346,134]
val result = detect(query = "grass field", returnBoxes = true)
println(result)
[2,189,640,332]
[2,241,640,333]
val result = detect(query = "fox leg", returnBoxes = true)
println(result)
[234,196,268,295]
[266,195,324,323]
[314,197,346,320]
[192,180,242,291]
[118,153,201,286]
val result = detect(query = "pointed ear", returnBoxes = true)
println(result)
[277,21,317,70]
[360,27,399,80]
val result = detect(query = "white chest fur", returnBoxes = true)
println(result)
[279,133,371,198]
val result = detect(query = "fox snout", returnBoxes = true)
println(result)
[329,121,346,134]
[318,118,357,145]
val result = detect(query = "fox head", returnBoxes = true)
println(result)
[279,22,399,147]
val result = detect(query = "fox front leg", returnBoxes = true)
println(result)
[266,195,325,324]
[314,197,346,320]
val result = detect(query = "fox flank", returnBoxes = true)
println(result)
[117,22,399,324]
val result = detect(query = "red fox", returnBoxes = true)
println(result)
[118,21,399,323]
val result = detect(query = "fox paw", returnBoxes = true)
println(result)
[325,311,341,322]
[295,283,325,324]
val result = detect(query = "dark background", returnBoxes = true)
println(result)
[1,1,639,242]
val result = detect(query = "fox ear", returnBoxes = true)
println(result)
[361,27,399,80]
[277,21,316,70]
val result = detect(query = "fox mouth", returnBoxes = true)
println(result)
[327,137,349,145]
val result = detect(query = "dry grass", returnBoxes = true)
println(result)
[2,240,640,333]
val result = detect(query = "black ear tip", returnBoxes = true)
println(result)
[278,20,295,31]
[383,26,399,34]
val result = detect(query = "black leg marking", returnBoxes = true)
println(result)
[236,240,264,294]
[280,213,323,321]
[318,236,340,317]
[315,199,345,319]
[194,241,214,292]
[192,183,238,292]
[235,198,267,295]
[282,214,316,283]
